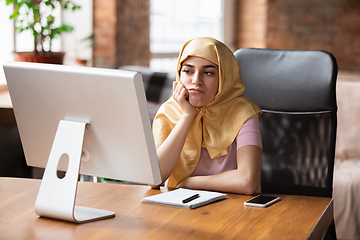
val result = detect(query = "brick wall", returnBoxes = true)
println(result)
[235,0,267,49]
[235,0,360,72]
[93,0,117,68]
[93,0,150,69]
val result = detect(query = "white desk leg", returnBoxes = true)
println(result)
[34,120,115,223]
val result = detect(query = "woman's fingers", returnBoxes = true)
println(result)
[180,87,189,100]
[173,81,186,100]
[173,81,196,117]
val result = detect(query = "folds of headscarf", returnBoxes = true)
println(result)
[152,37,262,187]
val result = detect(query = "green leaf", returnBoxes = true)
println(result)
[82,34,94,42]
[6,0,15,5]
[61,24,74,33]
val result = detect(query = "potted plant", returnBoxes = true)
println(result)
[5,0,81,64]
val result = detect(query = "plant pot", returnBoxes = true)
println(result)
[13,51,65,65]
[74,58,88,66]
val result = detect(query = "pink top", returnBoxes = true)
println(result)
[191,114,262,177]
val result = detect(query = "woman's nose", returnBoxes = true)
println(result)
[192,72,203,85]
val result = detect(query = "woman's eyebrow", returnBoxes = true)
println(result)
[182,63,217,69]
[203,65,217,69]
[183,63,194,68]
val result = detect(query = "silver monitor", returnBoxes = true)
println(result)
[3,61,162,223]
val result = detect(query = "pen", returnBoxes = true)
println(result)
[182,194,200,204]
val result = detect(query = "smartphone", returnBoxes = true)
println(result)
[244,195,280,208]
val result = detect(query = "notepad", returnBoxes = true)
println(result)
[141,188,227,209]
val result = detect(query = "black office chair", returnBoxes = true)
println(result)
[234,48,337,239]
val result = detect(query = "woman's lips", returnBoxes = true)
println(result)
[188,88,203,94]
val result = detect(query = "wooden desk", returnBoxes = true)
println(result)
[0,85,16,125]
[0,177,333,240]
[0,85,12,109]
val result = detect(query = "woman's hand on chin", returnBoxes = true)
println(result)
[173,81,196,118]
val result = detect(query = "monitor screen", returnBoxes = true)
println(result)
[3,61,162,186]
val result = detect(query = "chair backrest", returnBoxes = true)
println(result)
[234,48,338,197]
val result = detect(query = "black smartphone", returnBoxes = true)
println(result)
[244,195,280,208]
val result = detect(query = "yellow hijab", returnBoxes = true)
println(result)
[152,37,261,187]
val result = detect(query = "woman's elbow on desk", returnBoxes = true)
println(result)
[239,178,259,196]
[233,168,261,195]
[221,174,259,195]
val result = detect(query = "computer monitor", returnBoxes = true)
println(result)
[3,61,162,223]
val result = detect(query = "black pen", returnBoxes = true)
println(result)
[182,194,200,204]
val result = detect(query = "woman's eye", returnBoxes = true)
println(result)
[205,71,214,75]
[182,69,191,74]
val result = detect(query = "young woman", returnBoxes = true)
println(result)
[152,37,262,195]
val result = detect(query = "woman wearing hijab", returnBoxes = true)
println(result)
[152,37,262,195]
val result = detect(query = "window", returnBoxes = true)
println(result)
[0,2,14,85]
[150,0,234,74]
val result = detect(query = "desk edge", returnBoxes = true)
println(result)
[307,198,334,240]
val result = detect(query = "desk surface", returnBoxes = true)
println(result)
[0,85,11,109]
[0,177,332,240]
[0,85,16,125]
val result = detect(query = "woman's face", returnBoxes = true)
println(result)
[179,56,219,108]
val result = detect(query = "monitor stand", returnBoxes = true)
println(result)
[34,120,115,223]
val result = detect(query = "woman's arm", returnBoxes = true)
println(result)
[154,82,196,185]
[177,145,262,195]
